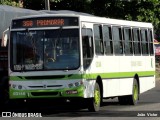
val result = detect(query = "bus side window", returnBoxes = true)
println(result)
[82,36,93,69]
[112,26,123,55]
[140,29,149,55]
[148,29,154,55]
[93,24,104,55]
[123,27,133,55]
[103,25,113,55]
[133,28,141,55]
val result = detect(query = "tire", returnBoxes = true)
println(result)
[118,79,139,105]
[128,79,139,105]
[87,82,101,112]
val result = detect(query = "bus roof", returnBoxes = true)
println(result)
[11,10,153,28]
[80,15,153,28]
[40,10,94,16]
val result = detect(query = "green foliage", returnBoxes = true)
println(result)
[1,0,160,36]
[49,0,160,39]
[0,0,20,7]
[23,0,44,10]
[135,0,160,34]
[90,0,160,36]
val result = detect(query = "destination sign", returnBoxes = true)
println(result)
[12,17,79,28]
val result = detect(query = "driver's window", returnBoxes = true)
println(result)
[82,28,94,69]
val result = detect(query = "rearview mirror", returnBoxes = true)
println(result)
[3,33,8,47]
[1,28,9,47]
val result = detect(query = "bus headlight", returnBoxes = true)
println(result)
[11,84,25,90]
[18,85,23,90]
[12,84,17,89]
[68,81,83,88]
[75,82,80,87]
[68,83,74,88]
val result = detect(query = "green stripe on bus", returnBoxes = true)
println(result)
[92,71,155,79]
[83,71,155,79]
[10,71,155,81]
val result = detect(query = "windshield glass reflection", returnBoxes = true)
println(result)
[11,29,80,71]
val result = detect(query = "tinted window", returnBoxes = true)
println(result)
[133,28,141,55]
[94,24,104,55]
[123,28,133,55]
[148,29,154,55]
[112,26,123,55]
[103,25,113,55]
[82,28,94,69]
[141,29,149,55]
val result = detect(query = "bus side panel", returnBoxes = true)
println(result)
[102,78,133,97]
[139,76,155,93]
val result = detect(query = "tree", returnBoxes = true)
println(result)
[0,0,21,7]
[133,0,160,37]
[50,0,92,13]
[90,0,160,39]
[2,0,159,39]
[52,0,159,34]
[23,0,45,10]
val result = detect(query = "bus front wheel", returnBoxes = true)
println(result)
[87,82,101,112]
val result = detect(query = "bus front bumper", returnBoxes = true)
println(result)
[9,86,84,99]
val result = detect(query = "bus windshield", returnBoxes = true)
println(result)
[10,28,80,71]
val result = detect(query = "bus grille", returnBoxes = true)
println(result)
[31,92,59,96]
[28,85,63,88]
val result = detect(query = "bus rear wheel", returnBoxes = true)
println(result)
[118,79,139,105]
[87,82,101,112]
[129,79,139,105]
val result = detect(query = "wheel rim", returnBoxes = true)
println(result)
[94,88,100,106]
[133,84,138,101]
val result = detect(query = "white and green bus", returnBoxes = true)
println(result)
[8,11,155,111]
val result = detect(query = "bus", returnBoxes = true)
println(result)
[8,11,155,112]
